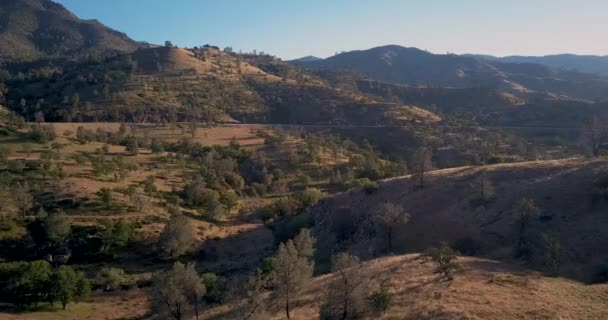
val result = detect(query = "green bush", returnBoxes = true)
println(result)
[347,178,378,194]
[201,272,229,304]
[96,267,126,291]
[368,285,393,314]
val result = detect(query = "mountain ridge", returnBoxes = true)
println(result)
[294,45,608,101]
[0,0,140,62]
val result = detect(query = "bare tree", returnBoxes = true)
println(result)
[374,203,410,253]
[477,170,495,202]
[320,252,367,320]
[182,263,205,320]
[293,228,316,260]
[580,114,608,157]
[13,182,33,218]
[513,198,540,258]
[152,262,187,320]
[412,147,432,189]
[242,270,268,320]
[0,187,16,221]
[272,237,314,319]
[158,215,198,258]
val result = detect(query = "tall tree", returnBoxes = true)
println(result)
[320,253,367,320]
[513,198,540,258]
[412,147,432,189]
[272,238,314,319]
[580,114,608,157]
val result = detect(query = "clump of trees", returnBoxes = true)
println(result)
[29,124,57,143]
[0,261,90,309]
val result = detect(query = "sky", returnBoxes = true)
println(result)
[55,0,608,60]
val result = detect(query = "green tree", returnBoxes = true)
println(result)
[219,191,239,214]
[51,266,89,309]
[158,215,198,258]
[44,213,72,244]
[293,188,323,208]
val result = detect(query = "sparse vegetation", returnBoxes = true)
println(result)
[1,2,607,319]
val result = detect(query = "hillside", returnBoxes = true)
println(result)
[3,254,605,320]
[311,157,608,282]
[212,255,606,320]
[4,46,444,126]
[0,0,139,62]
[295,45,608,101]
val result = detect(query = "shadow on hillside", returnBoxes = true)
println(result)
[197,220,275,275]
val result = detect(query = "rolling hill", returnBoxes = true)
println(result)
[294,45,608,101]
[5,45,444,126]
[0,0,139,62]
[310,157,608,283]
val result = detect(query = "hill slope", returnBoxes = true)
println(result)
[5,47,443,125]
[311,157,608,282]
[0,0,139,62]
[204,254,608,320]
[295,45,608,101]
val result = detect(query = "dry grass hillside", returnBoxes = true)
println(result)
[311,157,608,282]
[5,45,443,126]
[208,254,608,320]
[3,254,606,320]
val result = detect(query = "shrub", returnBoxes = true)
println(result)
[368,285,393,314]
[97,267,126,291]
[293,188,323,208]
[348,178,378,194]
[29,124,56,143]
[425,242,461,279]
[201,273,229,304]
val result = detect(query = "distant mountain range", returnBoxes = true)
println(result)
[293,45,608,101]
[0,0,140,62]
[469,54,608,76]
[1,0,608,133]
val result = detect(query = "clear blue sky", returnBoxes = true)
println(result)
[55,0,608,60]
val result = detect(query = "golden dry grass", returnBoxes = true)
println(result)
[209,255,608,320]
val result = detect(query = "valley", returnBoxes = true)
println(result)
[0,1,607,319]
